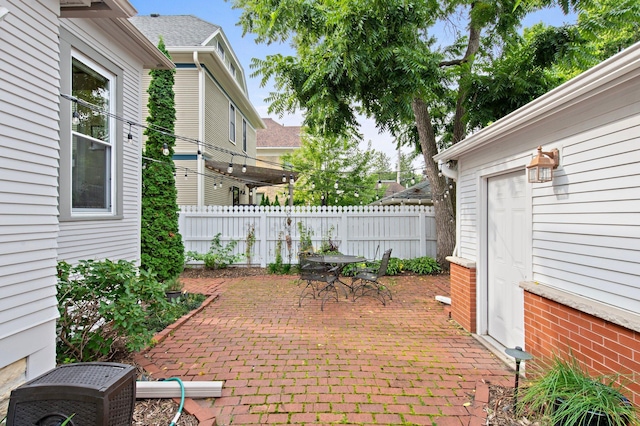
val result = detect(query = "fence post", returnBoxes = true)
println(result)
[260,208,268,268]
[419,208,426,257]
[341,206,348,251]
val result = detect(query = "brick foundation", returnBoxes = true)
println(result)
[524,291,640,405]
[449,261,476,333]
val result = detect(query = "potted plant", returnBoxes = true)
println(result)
[164,276,184,302]
[519,353,638,426]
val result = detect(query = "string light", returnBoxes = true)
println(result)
[289,174,294,185]
[282,174,287,183]
[334,180,339,189]
[227,154,234,174]
[242,157,247,173]
[354,190,359,198]
[62,95,434,202]
[72,110,80,125]
[127,122,133,145]
[184,168,188,179]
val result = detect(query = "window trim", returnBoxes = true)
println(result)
[229,103,236,144]
[59,28,124,221]
[242,119,247,153]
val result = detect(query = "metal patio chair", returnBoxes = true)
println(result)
[297,252,341,310]
[351,248,393,305]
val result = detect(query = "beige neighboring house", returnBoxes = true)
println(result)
[131,14,272,206]
[256,118,302,204]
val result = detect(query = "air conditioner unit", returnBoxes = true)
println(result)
[6,362,136,426]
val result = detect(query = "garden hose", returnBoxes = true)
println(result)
[163,377,185,426]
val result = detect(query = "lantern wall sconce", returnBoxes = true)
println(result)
[526,146,559,183]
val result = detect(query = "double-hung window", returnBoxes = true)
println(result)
[229,104,236,143]
[242,119,247,152]
[71,56,114,212]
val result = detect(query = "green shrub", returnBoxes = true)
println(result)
[385,257,404,275]
[186,233,244,269]
[56,259,169,363]
[57,259,207,364]
[405,256,441,275]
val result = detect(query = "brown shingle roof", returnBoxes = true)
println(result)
[257,118,302,148]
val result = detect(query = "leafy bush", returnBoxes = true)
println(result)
[386,257,404,275]
[144,292,206,333]
[186,233,244,269]
[404,256,441,275]
[56,259,169,363]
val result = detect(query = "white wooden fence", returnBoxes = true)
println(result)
[178,205,437,267]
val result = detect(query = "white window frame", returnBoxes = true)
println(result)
[242,119,247,153]
[229,103,236,143]
[70,50,116,216]
[229,63,236,77]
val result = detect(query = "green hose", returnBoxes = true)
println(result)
[164,377,185,426]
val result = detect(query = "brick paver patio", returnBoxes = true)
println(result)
[135,273,513,425]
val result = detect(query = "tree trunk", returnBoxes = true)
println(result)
[412,98,456,269]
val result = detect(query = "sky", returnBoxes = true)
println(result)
[130,1,576,165]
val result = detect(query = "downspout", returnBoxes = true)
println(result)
[194,51,205,207]
[438,160,459,257]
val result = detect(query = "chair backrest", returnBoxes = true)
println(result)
[377,249,392,278]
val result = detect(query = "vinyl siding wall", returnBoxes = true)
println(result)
[454,62,640,315]
[0,0,60,387]
[56,18,145,264]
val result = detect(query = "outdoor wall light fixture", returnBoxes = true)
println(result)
[527,146,559,183]
[505,346,533,408]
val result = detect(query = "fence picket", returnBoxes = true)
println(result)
[179,205,436,267]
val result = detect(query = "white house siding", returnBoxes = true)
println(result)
[56,18,144,264]
[448,46,640,316]
[0,0,60,398]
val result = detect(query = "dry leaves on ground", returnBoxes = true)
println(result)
[486,384,543,425]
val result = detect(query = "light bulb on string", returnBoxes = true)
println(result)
[311,182,316,190]
[227,154,234,173]
[377,180,382,189]
[289,174,294,184]
[282,174,287,183]
[334,180,339,189]
[411,178,415,185]
[162,143,170,156]
[214,182,217,190]
[354,191,359,198]
[127,122,133,145]
[72,110,80,125]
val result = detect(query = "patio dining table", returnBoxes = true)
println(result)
[305,254,366,299]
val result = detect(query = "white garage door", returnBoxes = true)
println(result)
[487,171,526,349]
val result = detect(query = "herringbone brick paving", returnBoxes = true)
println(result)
[136,274,512,425]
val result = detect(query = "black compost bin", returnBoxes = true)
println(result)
[6,362,136,426]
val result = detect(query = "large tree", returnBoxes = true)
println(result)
[141,38,184,282]
[233,0,636,266]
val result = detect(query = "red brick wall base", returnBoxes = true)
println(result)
[523,291,640,405]
[449,263,476,333]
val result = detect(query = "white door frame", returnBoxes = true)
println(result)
[476,165,533,346]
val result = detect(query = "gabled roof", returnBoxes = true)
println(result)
[257,118,302,148]
[375,180,432,206]
[129,15,220,47]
